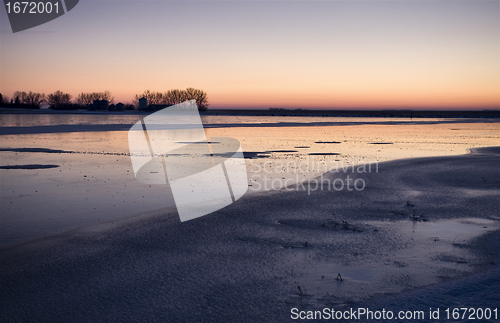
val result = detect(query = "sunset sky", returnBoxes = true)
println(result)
[1,0,498,109]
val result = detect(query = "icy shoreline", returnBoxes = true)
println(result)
[1,147,499,322]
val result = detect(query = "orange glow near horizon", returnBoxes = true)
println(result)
[2,42,498,110]
[2,54,497,109]
[0,1,498,110]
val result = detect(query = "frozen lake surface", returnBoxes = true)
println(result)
[1,114,499,246]
[1,141,499,322]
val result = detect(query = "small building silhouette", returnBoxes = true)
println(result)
[99,100,109,110]
[139,97,147,110]
[116,102,124,111]
[93,99,109,110]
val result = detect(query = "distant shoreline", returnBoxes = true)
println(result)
[1,107,499,118]
[206,109,500,118]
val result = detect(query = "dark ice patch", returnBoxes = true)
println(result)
[0,164,60,169]
[308,153,340,156]
[0,148,73,154]
[315,141,341,144]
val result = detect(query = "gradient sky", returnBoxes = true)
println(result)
[1,0,499,109]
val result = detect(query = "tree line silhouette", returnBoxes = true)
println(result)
[134,88,209,111]
[0,88,209,111]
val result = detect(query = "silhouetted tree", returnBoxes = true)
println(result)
[134,88,209,111]
[26,91,46,107]
[184,88,209,111]
[96,90,114,104]
[76,91,114,106]
[163,89,185,106]
[48,90,72,109]
[133,90,163,107]
[13,91,46,108]
[10,91,45,109]
[13,91,24,106]
[76,93,93,106]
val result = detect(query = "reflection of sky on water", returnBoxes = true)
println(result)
[0,114,457,127]
[0,115,499,247]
